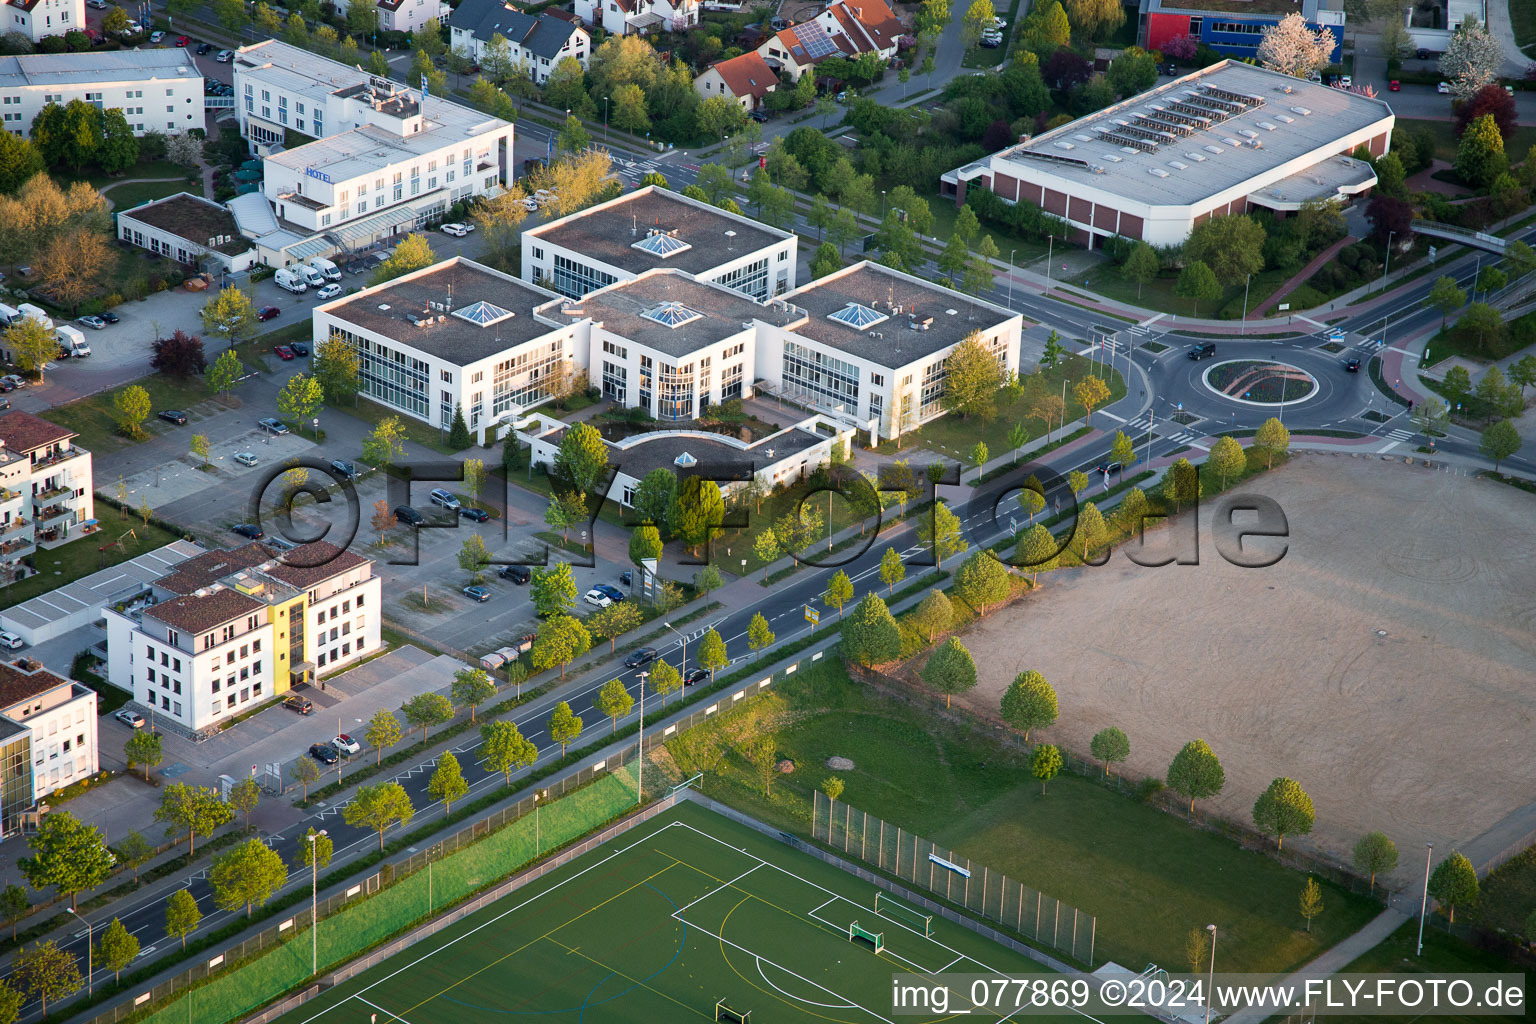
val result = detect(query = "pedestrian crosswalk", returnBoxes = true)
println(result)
[1385,428,1414,442]
[1124,413,1199,447]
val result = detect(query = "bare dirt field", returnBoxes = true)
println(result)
[953,453,1536,885]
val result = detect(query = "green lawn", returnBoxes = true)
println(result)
[1472,844,1536,937]
[41,373,224,455]
[2,515,181,607]
[98,177,194,210]
[670,658,1380,975]
[1068,263,1293,319]
[325,397,461,456]
[919,187,1051,266]
[1331,919,1519,1024]
[1396,117,1536,168]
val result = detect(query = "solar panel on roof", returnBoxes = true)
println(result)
[798,23,838,59]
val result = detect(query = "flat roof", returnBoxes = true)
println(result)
[544,270,801,360]
[1145,0,1321,14]
[525,186,792,278]
[0,540,202,635]
[119,193,252,256]
[0,49,202,88]
[611,424,826,480]
[322,257,564,365]
[267,112,508,182]
[785,261,1016,367]
[949,61,1391,210]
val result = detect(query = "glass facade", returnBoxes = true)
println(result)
[602,360,628,402]
[713,256,771,301]
[553,254,617,298]
[657,362,695,421]
[0,727,32,839]
[782,340,860,416]
[333,329,430,419]
[491,341,566,416]
[638,355,653,411]
[721,362,744,401]
[920,361,946,420]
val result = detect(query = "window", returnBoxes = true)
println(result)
[212,678,221,693]
[253,638,261,653]
[212,701,221,716]
[173,702,182,716]
[227,651,236,665]
[147,668,156,684]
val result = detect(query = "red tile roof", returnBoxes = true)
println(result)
[0,660,72,711]
[845,0,902,49]
[708,51,777,101]
[144,588,263,635]
[0,411,75,456]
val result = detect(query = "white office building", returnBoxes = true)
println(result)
[522,185,798,302]
[0,50,203,138]
[1,0,82,45]
[232,40,513,255]
[0,658,98,806]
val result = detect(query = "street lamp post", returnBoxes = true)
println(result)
[604,96,610,142]
[1007,248,1017,310]
[68,908,92,997]
[663,621,688,669]
[1240,273,1251,335]
[1383,230,1396,285]
[635,670,649,804]
[1045,234,1055,292]
[1417,842,1434,956]
[881,190,887,219]
[308,829,327,975]
[1204,924,1217,1024]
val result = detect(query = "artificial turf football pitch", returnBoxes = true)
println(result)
[280,800,1086,1024]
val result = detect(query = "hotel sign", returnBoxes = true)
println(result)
[306,166,333,184]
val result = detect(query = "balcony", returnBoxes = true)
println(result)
[0,518,28,540]
[33,485,72,504]
[35,505,72,525]
[31,446,85,471]
[0,535,34,558]
[0,486,21,504]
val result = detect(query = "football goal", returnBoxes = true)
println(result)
[849,921,884,953]
[875,892,934,937]
[715,998,751,1023]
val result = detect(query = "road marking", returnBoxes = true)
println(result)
[1377,440,1402,454]
[1097,409,1126,423]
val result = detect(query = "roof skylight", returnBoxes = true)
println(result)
[827,302,888,330]
[642,301,704,329]
[452,300,514,326]
[631,231,693,258]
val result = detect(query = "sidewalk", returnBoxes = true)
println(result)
[1258,235,1356,319]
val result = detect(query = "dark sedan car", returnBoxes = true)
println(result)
[624,646,659,669]
[308,743,339,765]
[1344,357,1362,372]
[196,41,212,54]
[290,341,309,356]
[683,669,709,686]
[459,506,490,522]
[232,523,265,539]
[257,305,281,321]
[100,311,119,323]
[158,410,188,425]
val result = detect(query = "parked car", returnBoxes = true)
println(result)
[196,41,213,54]
[158,410,188,425]
[594,584,625,603]
[308,743,338,764]
[979,34,1001,46]
[330,459,358,479]
[216,49,235,61]
[1339,75,1352,87]
[583,588,612,609]
[114,709,146,728]
[149,30,165,42]
[394,505,425,526]
[258,417,289,434]
[683,669,709,686]
[290,341,309,356]
[316,283,342,300]
[428,488,460,511]
[499,564,531,584]
[463,585,492,602]
[440,223,474,237]
[749,109,769,122]
[1417,48,1430,59]
[1437,81,1450,94]
[1,375,28,390]
[1388,79,1400,91]
[1344,357,1362,372]
[77,315,106,330]
[1187,342,1216,360]
[85,0,107,7]
[175,35,191,46]
[100,311,119,323]
[273,345,296,360]
[0,632,23,651]
[286,695,314,715]
[332,734,360,755]
[618,570,633,586]
[234,451,259,467]
[624,646,658,669]
[459,506,489,522]
[257,305,281,321]
[1163,63,1178,76]
[232,523,265,539]
[992,15,1007,27]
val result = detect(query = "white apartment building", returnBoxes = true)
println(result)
[0,50,204,138]
[0,658,98,809]
[0,412,94,585]
[232,40,513,253]
[0,0,82,44]
[315,257,572,443]
[103,541,381,739]
[376,0,452,36]
[450,0,590,83]
[523,186,798,302]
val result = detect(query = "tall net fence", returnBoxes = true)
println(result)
[812,791,1098,966]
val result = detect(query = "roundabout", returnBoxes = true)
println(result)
[1201,359,1318,407]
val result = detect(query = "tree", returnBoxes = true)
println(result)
[1456,114,1508,187]
[1090,726,1130,776]
[0,319,45,386]
[289,754,321,801]
[555,422,609,493]
[824,569,854,619]
[1001,670,1057,740]
[1454,83,1518,142]
[1175,261,1221,316]
[588,601,641,653]
[1509,354,1536,398]
[1030,744,1063,795]
[35,226,112,314]
[18,811,113,912]
[12,940,80,1016]
[1353,831,1398,893]
[631,469,676,528]
[1075,501,1106,558]
[878,547,906,595]
[481,720,538,786]
[548,700,584,754]
[124,730,162,781]
[451,668,497,724]
[953,550,1011,612]
[595,678,634,731]
[0,132,42,193]
[528,563,575,618]
[1121,241,1159,299]
[611,82,651,133]
[297,826,333,873]
[742,735,779,796]
[917,502,968,563]
[200,287,259,353]
[1186,215,1265,287]
[970,441,990,482]
[938,232,970,284]
[1427,851,1478,923]
[1185,927,1210,974]
[154,783,232,856]
[1110,430,1136,470]
[1298,877,1324,932]
[639,659,678,706]
[1475,365,1510,416]
[165,888,202,948]
[1166,739,1225,812]
[810,241,843,280]
[922,637,977,707]
[1016,523,1059,584]
[202,349,241,400]
[209,837,289,919]
[370,233,436,285]
[1479,419,1521,471]
[671,476,725,555]
[1413,397,1449,443]
[905,590,949,646]
[365,708,402,767]
[1256,12,1335,77]
[1438,19,1502,99]
[427,751,469,812]
[1162,457,1200,513]
[1365,195,1414,248]
[697,627,728,681]
[1073,375,1111,426]
[962,0,996,44]
[277,373,324,428]
[695,563,723,599]
[1106,47,1157,96]
[1456,302,1505,355]
[344,782,416,851]
[1254,417,1290,469]
[452,534,490,586]
[747,611,775,659]
[402,692,454,744]
[1065,0,1124,38]
[229,776,261,832]
[1207,435,1247,487]
[0,884,24,941]
[1252,776,1315,849]
[106,383,153,440]
[531,614,591,678]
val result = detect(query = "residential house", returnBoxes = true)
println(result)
[574,0,698,36]
[0,658,98,824]
[0,0,82,44]
[693,51,777,112]
[756,0,904,81]
[449,0,590,83]
[375,0,452,37]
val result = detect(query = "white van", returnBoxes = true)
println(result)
[274,267,307,294]
[16,303,52,331]
[0,304,18,327]
[55,324,90,357]
[308,257,342,282]
[298,265,326,288]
